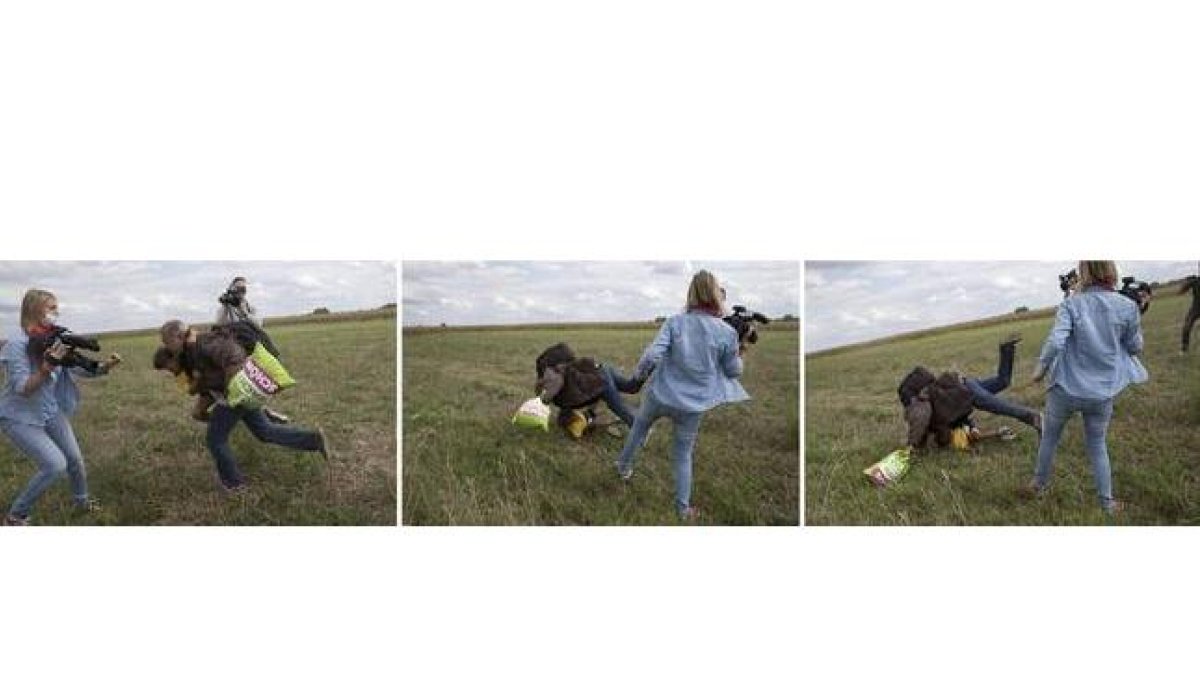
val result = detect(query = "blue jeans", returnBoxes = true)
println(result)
[617,391,703,515]
[965,342,1037,424]
[206,404,321,488]
[600,364,640,426]
[1,414,89,518]
[1033,385,1116,511]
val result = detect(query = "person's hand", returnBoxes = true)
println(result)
[40,343,68,374]
[1031,364,1046,383]
[738,342,749,356]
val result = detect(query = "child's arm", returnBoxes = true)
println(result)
[191,393,214,422]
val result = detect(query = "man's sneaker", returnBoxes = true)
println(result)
[617,464,633,481]
[317,427,330,460]
[264,408,291,424]
[3,514,29,526]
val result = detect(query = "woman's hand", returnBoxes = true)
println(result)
[40,343,68,374]
[1031,363,1046,383]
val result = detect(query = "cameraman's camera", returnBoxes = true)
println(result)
[1058,269,1079,298]
[724,305,771,345]
[218,287,245,307]
[1119,276,1152,314]
[28,325,110,374]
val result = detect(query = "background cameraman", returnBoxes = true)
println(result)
[215,276,260,327]
[1179,274,1200,354]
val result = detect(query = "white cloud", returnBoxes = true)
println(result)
[806,260,1197,351]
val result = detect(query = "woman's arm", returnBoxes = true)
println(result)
[1035,302,1073,379]
[9,342,60,396]
[720,334,744,379]
[635,319,674,377]
[1121,307,1145,356]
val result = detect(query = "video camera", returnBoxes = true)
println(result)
[724,305,771,344]
[1058,269,1078,298]
[1119,276,1152,314]
[218,286,246,307]
[27,325,109,375]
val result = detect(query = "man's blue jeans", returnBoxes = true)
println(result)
[206,404,321,489]
[965,341,1036,424]
[599,364,640,426]
[1033,385,1117,512]
[1,414,89,518]
[617,391,703,515]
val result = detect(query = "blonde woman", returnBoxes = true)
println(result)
[0,290,107,525]
[1026,261,1148,515]
[616,270,750,520]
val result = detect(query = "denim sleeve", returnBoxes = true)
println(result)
[2,339,34,396]
[636,319,673,376]
[1122,305,1144,355]
[720,332,743,379]
[1038,302,1073,367]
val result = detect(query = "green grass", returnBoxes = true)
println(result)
[403,324,799,525]
[806,292,1200,526]
[0,318,397,525]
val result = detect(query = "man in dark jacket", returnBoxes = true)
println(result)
[156,320,326,492]
[535,343,646,436]
[899,334,1041,450]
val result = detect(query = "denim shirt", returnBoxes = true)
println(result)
[1037,286,1148,401]
[0,331,87,425]
[636,311,750,413]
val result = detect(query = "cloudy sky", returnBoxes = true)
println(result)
[806,261,1200,352]
[0,261,396,334]
[403,261,799,326]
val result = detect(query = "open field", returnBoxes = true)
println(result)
[403,323,799,525]
[806,292,1200,525]
[0,317,397,525]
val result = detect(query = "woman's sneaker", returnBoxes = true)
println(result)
[75,497,102,513]
[3,514,29,526]
[678,506,700,521]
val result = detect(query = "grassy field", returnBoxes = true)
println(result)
[0,317,397,525]
[403,323,799,525]
[806,291,1200,526]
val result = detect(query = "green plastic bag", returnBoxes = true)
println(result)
[226,343,296,408]
[864,447,911,487]
[512,396,550,432]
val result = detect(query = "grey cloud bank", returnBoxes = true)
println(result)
[402,261,800,326]
[0,261,396,334]
[806,261,1198,352]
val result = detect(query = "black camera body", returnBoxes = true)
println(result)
[218,288,245,307]
[1058,269,1079,298]
[1119,276,1152,314]
[27,325,105,374]
[724,305,771,344]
